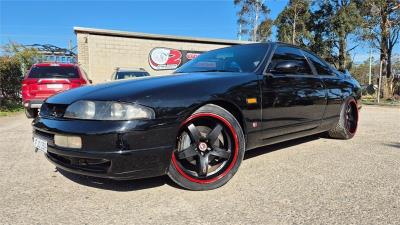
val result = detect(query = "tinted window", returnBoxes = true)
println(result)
[267,46,312,75]
[28,66,79,79]
[303,51,335,76]
[175,44,269,73]
[116,71,150,80]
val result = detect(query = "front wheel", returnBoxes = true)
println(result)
[168,104,245,191]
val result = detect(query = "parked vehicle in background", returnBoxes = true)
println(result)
[22,63,91,118]
[111,67,150,80]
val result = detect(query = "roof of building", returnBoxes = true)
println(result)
[74,27,253,45]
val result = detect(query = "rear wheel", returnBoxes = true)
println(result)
[25,108,38,118]
[168,104,245,190]
[328,98,358,139]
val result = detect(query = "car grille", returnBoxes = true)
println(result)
[40,103,69,118]
[47,152,111,173]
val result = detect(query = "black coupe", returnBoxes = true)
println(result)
[32,43,361,190]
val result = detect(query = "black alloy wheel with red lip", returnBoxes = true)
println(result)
[168,104,245,190]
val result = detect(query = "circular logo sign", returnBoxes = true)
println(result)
[149,48,182,70]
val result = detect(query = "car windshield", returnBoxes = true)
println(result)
[116,71,149,79]
[175,44,269,73]
[28,66,79,79]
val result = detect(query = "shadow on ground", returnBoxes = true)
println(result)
[58,169,180,191]
[384,142,400,149]
[57,135,321,191]
[244,135,320,160]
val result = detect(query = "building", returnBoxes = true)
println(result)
[74,27,249,83]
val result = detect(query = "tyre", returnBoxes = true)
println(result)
[25,108,38,118]
[328,98,359,139]
[168,104,245,190]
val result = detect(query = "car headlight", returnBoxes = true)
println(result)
[64,101,155,120]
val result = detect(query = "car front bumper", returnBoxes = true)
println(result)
[32,117,179,180]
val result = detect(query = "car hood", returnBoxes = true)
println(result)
[46,72,253,105]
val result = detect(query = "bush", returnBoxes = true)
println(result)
[0,56,23,106]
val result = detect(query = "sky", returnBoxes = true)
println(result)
[1,0,398,63]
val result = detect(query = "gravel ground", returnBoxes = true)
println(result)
[1,105,399,225]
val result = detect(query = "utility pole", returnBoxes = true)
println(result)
[368,47,372,85]
[68,40,72,51]
[377,60,383,103]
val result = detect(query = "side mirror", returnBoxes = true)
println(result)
[273,60,300,74]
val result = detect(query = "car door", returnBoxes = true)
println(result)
[302,50,348,127]
[261,45,327,139]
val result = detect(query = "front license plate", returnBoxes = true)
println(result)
[47,84,63,89]
[33,137,47,153]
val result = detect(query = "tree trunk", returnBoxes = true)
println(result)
[380,1,391,98]
[387,48,394,96]
[292,6,297,45]
[253,1,260,41]
[338,30,346,72]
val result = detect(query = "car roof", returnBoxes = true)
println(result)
[33,63,78,67]
[116,67,147,72]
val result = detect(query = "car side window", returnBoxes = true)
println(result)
[267,46,313,75]
[303,51,336,76]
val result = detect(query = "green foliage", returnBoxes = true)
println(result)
[275,0,311,46]
[0,99,23,116]
[0,56,23,104]
[356,0,400,97]
[310,0,362,71]
[2,42,40,74]
[257,19,273,42]
[234,0,273,41]
[272,0,363,70]
[350,59,381,85]
[0,42,41,109]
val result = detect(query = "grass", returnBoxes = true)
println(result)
[0,100,24,116]
[361,95,400,106]
[0,108,23,116]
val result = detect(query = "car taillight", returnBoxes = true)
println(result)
[22,79,37,86]
[71,79,87,85]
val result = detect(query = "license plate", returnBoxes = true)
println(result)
[33,137,47,153]
[47,84,63,89]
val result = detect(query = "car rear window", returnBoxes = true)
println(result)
[28,66,79,79]
[116,71,149,79]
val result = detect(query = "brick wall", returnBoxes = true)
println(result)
[77,33,232,83]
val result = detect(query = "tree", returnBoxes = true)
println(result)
[307,2,337,64]
[234,0,273,42]
[358,0,399,98]
[275,0,311,46]
[308,0,362,71]
[0,42,40,108]
[257,19,274,42]
[0,56,22,104]
[2,42,40,74]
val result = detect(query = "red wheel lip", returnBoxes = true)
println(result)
[171,113,239,184]
[346,99,359,135]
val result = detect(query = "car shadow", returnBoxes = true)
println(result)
[56,134,321,191]
[244,135,321,160]
[384,142,400,149]
[57,168,182,191]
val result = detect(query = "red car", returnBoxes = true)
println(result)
[22,63,91,118]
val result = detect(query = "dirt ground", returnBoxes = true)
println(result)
[1,105,399,225]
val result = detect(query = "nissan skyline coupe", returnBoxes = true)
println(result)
[32,43,361,190]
